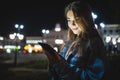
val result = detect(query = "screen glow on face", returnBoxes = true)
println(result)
[67,10,81,35]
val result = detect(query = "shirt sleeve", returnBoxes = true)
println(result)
[52,57,104,80]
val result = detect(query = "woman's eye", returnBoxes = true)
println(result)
[75,17,81,21]
[67,19,71,22]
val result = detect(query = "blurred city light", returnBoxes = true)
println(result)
[9,33,24,40]
[55,39,64,44]
[55,23,61,32]
[15,24,24,33]
[106,36,111,43]
[0,36,4,40]
[42,29,50,34]
[100,22,105,28]
[91,12,98,20]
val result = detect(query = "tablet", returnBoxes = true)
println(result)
[38,42,56,55]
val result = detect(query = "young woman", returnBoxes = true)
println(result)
[40,1,110,80]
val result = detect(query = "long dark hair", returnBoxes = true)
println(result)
[63,1,105,57]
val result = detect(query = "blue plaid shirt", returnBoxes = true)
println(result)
[49,40,109,80]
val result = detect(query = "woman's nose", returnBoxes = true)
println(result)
[71,21,76,25]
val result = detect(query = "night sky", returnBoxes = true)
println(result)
[0,0,119,37]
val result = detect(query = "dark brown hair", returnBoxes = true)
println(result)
[63,1,105,57]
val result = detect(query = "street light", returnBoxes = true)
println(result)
[9,33,24,40]
[15,24,24,33]
[9,24,24,66]
[42,29,50,34]
[9,33,24,66]
[42,29,50,43]
[91,12,98,21]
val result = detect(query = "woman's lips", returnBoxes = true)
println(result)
[72,27,78,30]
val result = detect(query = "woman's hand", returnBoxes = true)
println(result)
[38,42,61,65]
[38,42,56,55]
[44,51,61,65]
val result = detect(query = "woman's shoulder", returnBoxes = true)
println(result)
[89,35,103,43]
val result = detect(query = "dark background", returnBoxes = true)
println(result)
[0,0,119,37]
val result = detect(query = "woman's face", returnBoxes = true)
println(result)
[67,10,81,35]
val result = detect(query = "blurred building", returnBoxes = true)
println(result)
[42,23,67,51]
[26,23,67,52]
[2,23,120,55]
[100,24,120,54]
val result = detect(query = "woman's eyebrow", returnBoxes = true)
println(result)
[76,16,79,18]
[67,17,71,20]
